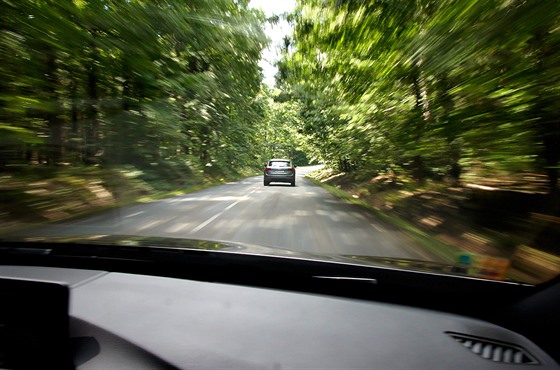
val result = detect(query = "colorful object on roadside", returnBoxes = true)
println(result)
[456,252,510,280]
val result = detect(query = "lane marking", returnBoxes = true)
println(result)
[124,211,144,218]
[370,223,385,232]
[190,187,257,234]
[190,212,224,233]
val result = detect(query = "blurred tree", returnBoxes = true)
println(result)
[0,0,269,180]
[278,0,560,191]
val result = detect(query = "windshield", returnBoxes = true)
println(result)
[1,0,559,285]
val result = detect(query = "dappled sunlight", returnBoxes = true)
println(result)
[419,216,443,228]
[86,183,114,200]
[169,196,250,203]
[512,246,560,284]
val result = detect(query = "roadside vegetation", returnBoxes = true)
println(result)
[306,168,560,284]
[0,1,307,229]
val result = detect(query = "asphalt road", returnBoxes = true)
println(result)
[19,166,431,260]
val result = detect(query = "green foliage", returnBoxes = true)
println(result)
[3,0,559,192]
[257,89,310,164]
[279,0,560,191]
[0,0,269,178]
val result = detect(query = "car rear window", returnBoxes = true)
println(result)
[269,161,291,167]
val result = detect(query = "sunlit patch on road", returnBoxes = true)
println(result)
[168,195,250,202]
[165,223,192,233]
[134,217,175,232]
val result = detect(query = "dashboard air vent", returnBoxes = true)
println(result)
[446,332,539,365]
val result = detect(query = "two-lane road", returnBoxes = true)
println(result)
[18,166,430,260]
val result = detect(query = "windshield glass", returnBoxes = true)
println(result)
[1,0,559,285]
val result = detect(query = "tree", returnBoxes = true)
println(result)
[1,0,270,181]
[278,0,560,191]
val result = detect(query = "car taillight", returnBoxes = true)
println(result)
[265,167,272,171]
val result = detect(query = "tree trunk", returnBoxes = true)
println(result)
[435,74,461,183]
[45,49,64,166]
[84,43,100,164]
[411,70,426,184]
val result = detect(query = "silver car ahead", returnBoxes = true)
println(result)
[263,159,296,186]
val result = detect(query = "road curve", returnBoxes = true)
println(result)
[17,166,431,260]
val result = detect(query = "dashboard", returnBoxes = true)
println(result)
[1,264,558,369]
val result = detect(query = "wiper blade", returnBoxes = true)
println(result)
[0,246,52,255]
[313,276,378,284]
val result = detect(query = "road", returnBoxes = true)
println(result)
[19,166,430,260]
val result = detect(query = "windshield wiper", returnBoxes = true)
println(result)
[313,276,378,284]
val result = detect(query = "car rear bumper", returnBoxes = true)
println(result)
[264,174,295,183]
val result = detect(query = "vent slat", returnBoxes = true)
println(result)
[504,348,513,363]
[514,351,524,364]
[473,342,483,354]
[492,346,503,362]
[446,332,539,365]
[482,344,493,359]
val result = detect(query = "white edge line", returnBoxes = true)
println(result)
[191,198,245,233]
[370,223,385,232]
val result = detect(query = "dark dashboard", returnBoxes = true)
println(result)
[0,239,559,369]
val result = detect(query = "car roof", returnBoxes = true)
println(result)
[269,159,291,162]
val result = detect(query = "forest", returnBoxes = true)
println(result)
[2,0,559,192]
[1,0,306,184]
[277,0,560,194]
[1,0,559,273]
